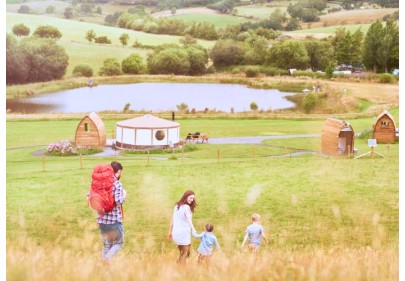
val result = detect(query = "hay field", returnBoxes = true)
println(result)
[307,8,398,29]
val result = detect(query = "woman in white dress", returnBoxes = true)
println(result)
[168,190,197,263]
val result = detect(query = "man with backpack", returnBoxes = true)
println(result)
[89,161,127,261]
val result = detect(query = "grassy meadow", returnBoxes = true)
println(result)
[172,14,244,29]
[6,117,399,280]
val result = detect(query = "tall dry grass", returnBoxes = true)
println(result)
[7,234,398,281]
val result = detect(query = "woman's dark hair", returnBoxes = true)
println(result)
[111,161,123,173]
[176,190,197,213]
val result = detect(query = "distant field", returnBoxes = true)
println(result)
[286,23,372,38]
[234,5,288,20]
[172,14,244,29]
[6,12,215,76]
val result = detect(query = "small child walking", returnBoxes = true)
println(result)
[241,213,268,253]
[192,223,221,264]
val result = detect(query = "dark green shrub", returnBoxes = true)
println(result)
[378,73,394,84]
[303,93,317,113]
[72,64,93,77]
[245,66,260,77]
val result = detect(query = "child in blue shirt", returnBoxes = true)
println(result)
[192,223,221,264]
[241,213,268,253]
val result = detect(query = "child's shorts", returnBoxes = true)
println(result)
[197,253,212,264]
[248,243,260,253]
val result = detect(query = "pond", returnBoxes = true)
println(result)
[6,83,296,113]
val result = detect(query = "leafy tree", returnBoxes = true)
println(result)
[210,39,245,68]
[376,19,398,72]
[267,9,288,31]
[99,58,122,76]
[45,5,55,14]
[128,6,147,16]
[105,14,116,25]
[349,28,364,66]
[12,23,30,37]
[33,25,62,40]
[332,27,363,66]
[19,37,69,83]
[147,47,191,75]
[386,20,399,71]
[72,64,94,77]
[301,8,320,22]
[18,5,31,14]
[362,21,383,72]
[121,54,145,74]
[85,30,96,42]
[80,3,93,15]
[119,33,130,46]
[267,40,310,69]
[64,7,74,19]
[304,39,334,71]
[185,45,208,75]
[6,34,29,84]
[242,33,269,65]
[208,0,235,14]
[285,18,301,31]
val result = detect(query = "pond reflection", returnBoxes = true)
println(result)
[6,83,296,113]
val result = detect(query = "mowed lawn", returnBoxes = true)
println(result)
[6,13,216,76]
[6,117,399,280]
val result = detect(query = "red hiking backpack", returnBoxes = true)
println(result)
[88,164,116,216]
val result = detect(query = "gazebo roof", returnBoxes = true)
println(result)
[116,114,180,129]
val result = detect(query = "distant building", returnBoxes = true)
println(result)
[115,114,180,150]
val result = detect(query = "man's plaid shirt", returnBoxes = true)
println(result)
[97,177,125,224]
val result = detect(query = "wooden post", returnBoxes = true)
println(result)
[147,150,150,166]
[371,146,374,159]
[42,155,45,172]
[217,149,220,162]
[386,144,390,158]
[80,154,83,169]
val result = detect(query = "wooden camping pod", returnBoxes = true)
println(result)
[321,118,354,156]
[75,112,106,147]
[372,111,397,143]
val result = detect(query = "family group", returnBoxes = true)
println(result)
[91,162,268,263]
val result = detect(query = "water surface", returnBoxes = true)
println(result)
[7,83,296,113]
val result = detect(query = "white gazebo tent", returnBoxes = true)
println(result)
[115,114,180,149]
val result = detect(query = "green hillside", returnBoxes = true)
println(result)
[6,12,215,76]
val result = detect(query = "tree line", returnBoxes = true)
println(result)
[6,18,398,85]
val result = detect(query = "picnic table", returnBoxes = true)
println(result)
[185,132,209,143]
